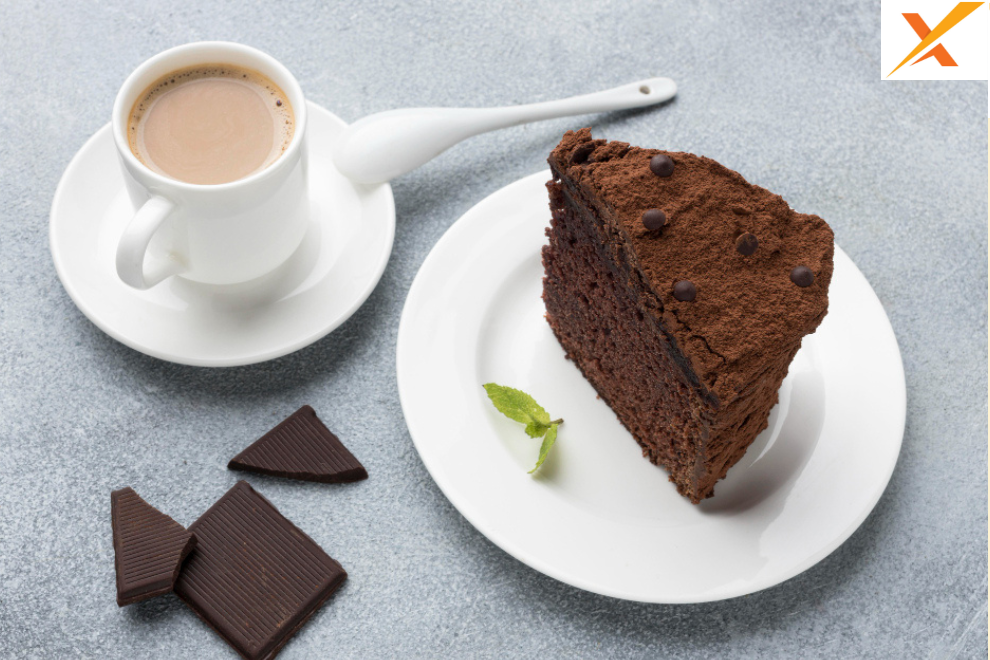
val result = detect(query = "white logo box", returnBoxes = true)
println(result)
[880,1,987,80]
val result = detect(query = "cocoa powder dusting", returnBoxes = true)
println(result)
[550,128,833,405]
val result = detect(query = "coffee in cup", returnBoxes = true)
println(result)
[112,42,309,290]
[126,64,294,185]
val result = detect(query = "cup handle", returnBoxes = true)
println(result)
[115,195,185,290]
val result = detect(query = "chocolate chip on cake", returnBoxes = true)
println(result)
[736,233,759,256]
[790,266,814,287]
[649,154,675,177]
[673,280,697,302]
[642,208,667,231]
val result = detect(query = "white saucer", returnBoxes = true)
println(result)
[50,102,394,367]
[397,170,906,603]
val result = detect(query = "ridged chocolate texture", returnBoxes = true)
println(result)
[111,487,196,606]
[543,129,833,502]
[228,405,367,483]
[175,481,347,660]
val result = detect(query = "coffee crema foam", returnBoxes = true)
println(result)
[127,65,294,185]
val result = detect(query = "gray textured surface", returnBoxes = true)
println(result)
[0,1,986,658]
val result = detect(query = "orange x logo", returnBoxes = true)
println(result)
[901,13,957,66]
[887,2,984,77]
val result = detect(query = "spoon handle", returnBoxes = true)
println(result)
[333,77,677,184]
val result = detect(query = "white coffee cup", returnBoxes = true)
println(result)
[111,42,309,290]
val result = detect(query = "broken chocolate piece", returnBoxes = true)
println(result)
[228,405,367,483]
[111,487,196,607]
[175,481,347,660]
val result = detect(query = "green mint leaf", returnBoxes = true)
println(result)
[529,423,558,474]
[483,383,563,475]
[483,383,551,429]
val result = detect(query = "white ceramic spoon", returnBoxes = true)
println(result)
[332,77,677,184]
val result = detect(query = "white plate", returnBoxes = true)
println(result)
[50,102,394,367]
[397,170,905,603]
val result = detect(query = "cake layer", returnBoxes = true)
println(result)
[544,180,711,498]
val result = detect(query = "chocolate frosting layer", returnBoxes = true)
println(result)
[550,129,834,405]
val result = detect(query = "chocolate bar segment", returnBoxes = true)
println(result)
[228,405,367,483]
[175,481,347,660]
[111,487,196,607]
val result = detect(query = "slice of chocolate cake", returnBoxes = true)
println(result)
[543,129,833,503]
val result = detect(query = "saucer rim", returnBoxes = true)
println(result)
[49,101,395,367]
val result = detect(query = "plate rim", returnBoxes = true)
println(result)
[49,101,395,367]
[397,169,906,604]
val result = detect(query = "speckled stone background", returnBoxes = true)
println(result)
[0,1,986,658]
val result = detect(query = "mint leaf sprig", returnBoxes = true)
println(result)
[483,383,562,474]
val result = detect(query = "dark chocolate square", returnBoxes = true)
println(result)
[175,481,346,660]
